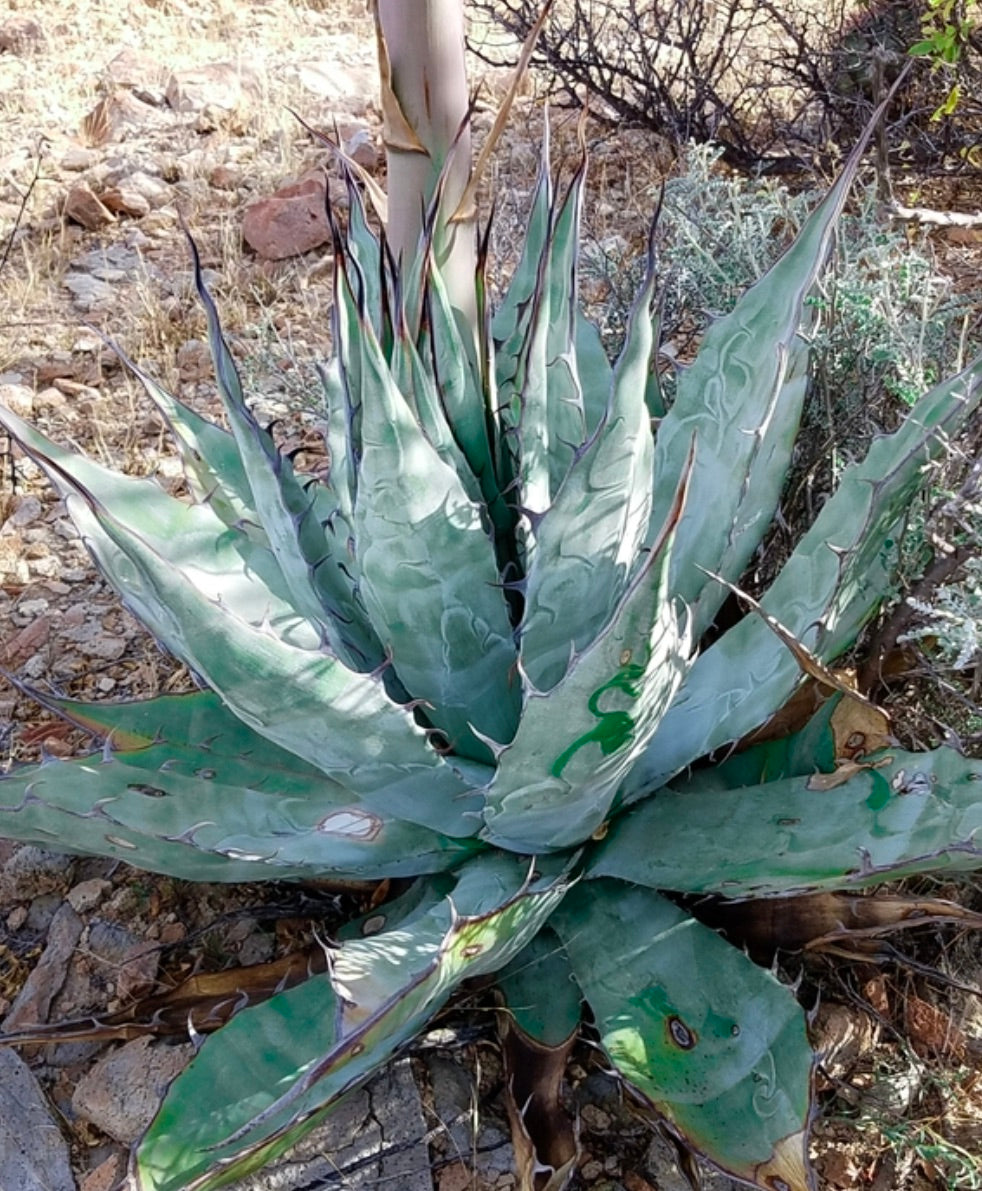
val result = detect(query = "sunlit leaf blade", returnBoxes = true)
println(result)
[0,408,318,651]
[26,687,321,762]
[425,251,500,504]
[483,485,690,853]
[647,135,876,643]
[191,243,384,672]
[593,746,982,898]
[12,456,486,835]
[552,882,814,1191]
[575,311,613,435]
[542,159,589,492]
[628,353,982,796]
[0,740,476,880]
[519,251,658,692]
[353,294,520,761]
[133,855,570,1191]
[112,342,259,532]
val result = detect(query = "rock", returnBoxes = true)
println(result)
[3,615,51,668]
[0,1049,76,1191]
[63,273,117,311]
[176,338,212,383]
[242,172,331,260]
[0,380,34,416]
[165,61,261,114]
[100,183,152,218]
[2,901,83,1033]
[72,1037,194,1144]
[80,1152,125,1191]
[0,846,75,904]
[425,1054,515,1184]
[115,169,171,209]
[645,1129,743,1190]
[85,919,159,1001]
[207,163,240,191]
[59,147,101,172]
[230,1060,431,1190]
[0,15,44,54]
[287,59,376,115]
[63,182,115,230]
[66,879,111,914]
[106,46,166,103]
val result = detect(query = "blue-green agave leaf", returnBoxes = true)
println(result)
[593,745,982,898]
[0,408,317,651]
[132,854,570,1191]
[519,251,659,692]
[16,460,485,835]
[552,882,813,1191]
[482,477,690,853]
[628,353,982,795]
[648,137,872,643]
[425,250,500,504]
[496,927,582,1048]
[541,157,589,491]
[352,301,520,761]
[113,342,259,533]
[192,242,383,672]
[0,747,476,882]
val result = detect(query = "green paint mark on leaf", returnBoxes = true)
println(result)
[551,663,644,778]
[865,771,892,813]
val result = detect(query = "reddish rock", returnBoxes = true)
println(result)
[81,1152,126,1191]
[64,182,115,230]
[208,163,240,191]
[242,172,332,260]
[0,16,44,54]
[100,183,151,218]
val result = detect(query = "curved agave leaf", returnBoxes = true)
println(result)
[541,156,589,492]
[352,286,520,760]
[0,408,317,651]
[648,133,882,643]
[0,688,477,879]
[0,748,475,881]
[192,243,384,672]
[482,476,690,853]
[23,459,485,835]
[519,249,659,692]
[552,882,813,1191]
[113,343,260,534]
[628,353,982,796]
[133,854,570,1191]
[592,745,982,898]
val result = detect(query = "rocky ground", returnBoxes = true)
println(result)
[1,1,981,1189]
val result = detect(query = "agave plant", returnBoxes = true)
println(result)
[2,19,982,1191]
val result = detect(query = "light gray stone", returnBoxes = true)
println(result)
[0,1048,76,1191]
[3,901,83,1032]
[72,1036,195,1144]
[1,846,75,905]
[229,1060,432,1190]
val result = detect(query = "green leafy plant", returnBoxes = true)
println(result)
[1,23,982,1191]
[908,0,980,117]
